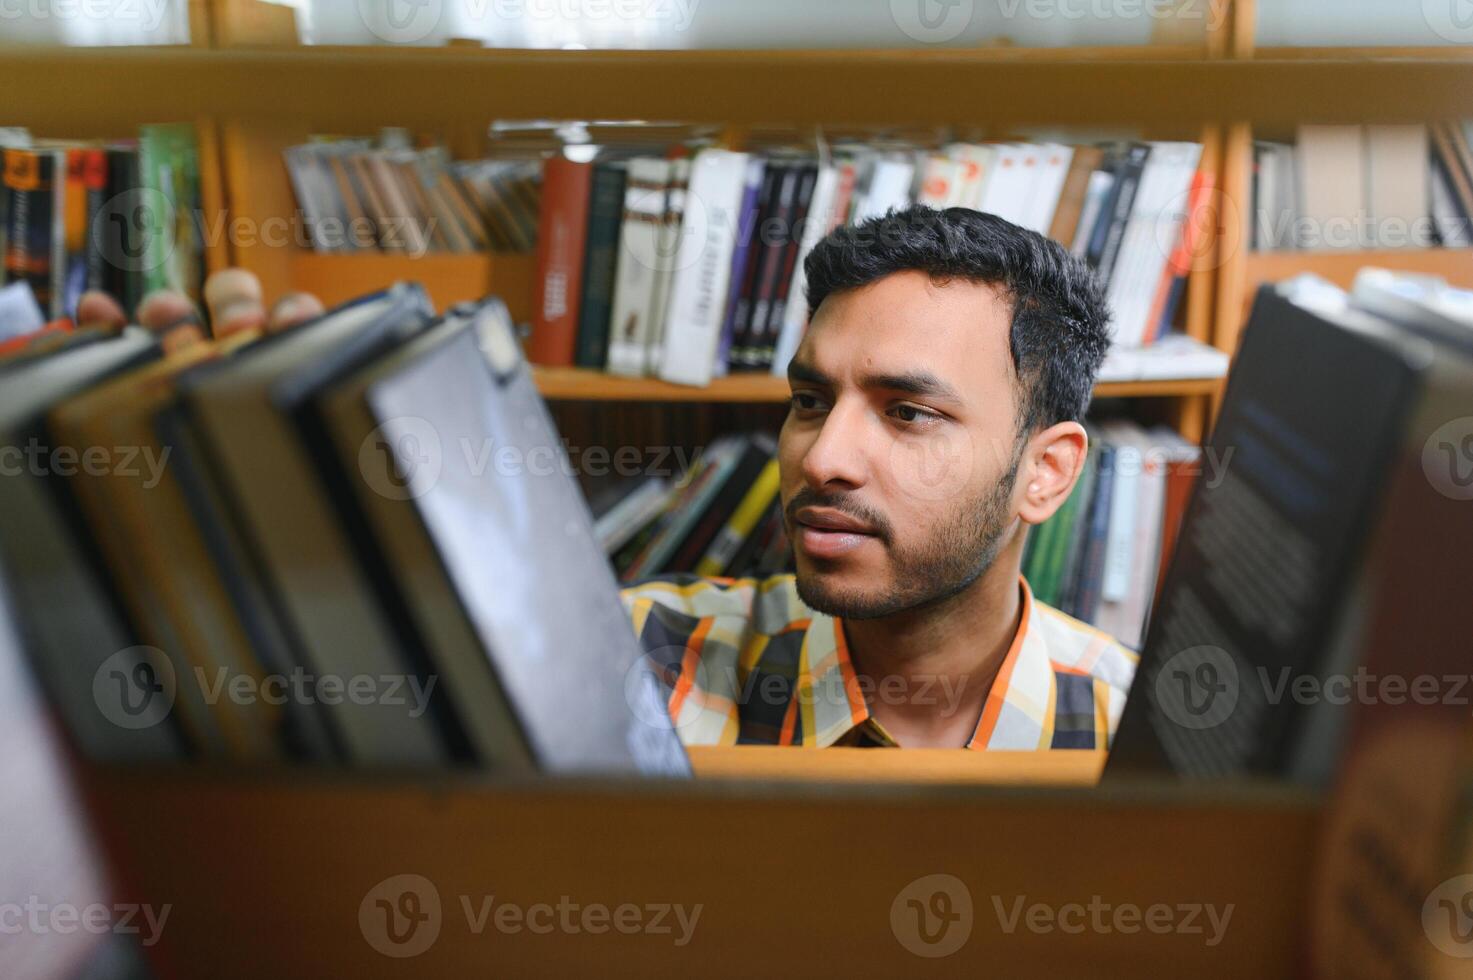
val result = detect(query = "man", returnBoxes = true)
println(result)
[81,206,1135,752]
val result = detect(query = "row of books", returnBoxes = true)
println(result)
[591,433,791,584]
[1,124,204,322]
[0,285,687,775]
[530,137,1213,386]
[1253,121,1473,251]
[1021,419,1200,651]
[284,132,541,255]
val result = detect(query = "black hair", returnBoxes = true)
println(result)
[803,205,1111,433]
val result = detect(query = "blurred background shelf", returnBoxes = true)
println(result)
[532,368,1225,403]
[290,250,536,321]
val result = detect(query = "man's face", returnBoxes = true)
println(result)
[778,270,1026,620]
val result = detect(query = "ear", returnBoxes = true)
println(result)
[1016,421,1088,526]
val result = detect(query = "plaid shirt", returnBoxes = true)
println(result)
[620,574,1138,750]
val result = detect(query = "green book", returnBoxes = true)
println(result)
[138,123,202,303]
[574,161,628,368]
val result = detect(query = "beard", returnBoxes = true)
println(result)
[790,450,1020,621]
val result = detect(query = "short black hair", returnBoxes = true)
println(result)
[803,206,1111,433]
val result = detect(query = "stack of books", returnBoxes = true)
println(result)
[284,132,540,256]
[1253,121,1473,250]
[1,124,205,321]
[0,286,688,774]
[1021,419,1201,650]
[530,137,1218,385]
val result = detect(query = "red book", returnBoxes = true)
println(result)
[528,155,593,366]
[1143,162,1215,344]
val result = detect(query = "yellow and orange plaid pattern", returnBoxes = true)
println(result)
[620,574,1138,749]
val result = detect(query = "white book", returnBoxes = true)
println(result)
[1020,143,1075,235]
[1098,422,1141,605]
[645,158,691,375]
[1096,333,1229,382]
[771,164,840,378]
[853,156,915,222]
[1114,426,1169,650]
[979,145,1036,226]
[951,143,995,210]
[1365,124,1432,249]
[1106,142,1201,348]
[605,158,672,377]
[1296,124,1368,251]
[595,478,673,553]
[657,150,752,387]
[917,155,962,208]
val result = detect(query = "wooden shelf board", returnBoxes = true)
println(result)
[10,47,1473,131]
[687,745,1104,785]
[532,367,1221,402]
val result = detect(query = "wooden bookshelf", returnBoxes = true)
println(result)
[533,367,1225,403]
[291,251,536,321]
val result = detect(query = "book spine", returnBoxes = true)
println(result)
[739,164,799,369]
[712,159,767,379]
[605,159,670,377]
[667,439,772,572]
[643,157,690,376]
[1072,445,1116,621]
[81,149,108,297]
[755,164,819,370]
[771,164,840,377]
[657,151,751,387]
[573,162,628,369]
[528,155,593,367]
[1093,144,1151,286]
[695,455,781,577]
[726,163,783,370]
[1147,159,1213,343]
[1047,146,1099,246]
[2,149,60,319]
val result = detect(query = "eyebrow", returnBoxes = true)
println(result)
[787,360,963,403]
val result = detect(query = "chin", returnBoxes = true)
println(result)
[793,565,893,620]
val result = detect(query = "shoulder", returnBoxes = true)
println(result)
[620,573,808,635]
[1030,598,1139,696]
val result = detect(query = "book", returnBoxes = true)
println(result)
[753,163,819,370]
[666,434,776,572]
[1048,146,1104,246]
[3,148,65,320]
[360,298,690,774]
[771,163,840,377]
[712,158,767,379]
[573,161,628,369]
[644,157,691,376]
[529,154,593,366]
[605,157,672,377]
[656,149,751,387]
[694,454,781,577]
[1296,124,1370,251]
[1364,124,1431,249]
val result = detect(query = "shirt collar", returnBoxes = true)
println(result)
[801,576,1052,749]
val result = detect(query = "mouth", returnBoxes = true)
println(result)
[794,507,880,560]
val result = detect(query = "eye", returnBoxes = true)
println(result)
[889,403,942,426]
[790,391,828,413]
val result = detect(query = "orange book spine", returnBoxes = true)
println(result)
[528,155,592,366]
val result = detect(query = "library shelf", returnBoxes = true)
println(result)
[531,367,1225,403]
[78,763,1320,977]
[11,46,1473,132]
[289,250,537,322]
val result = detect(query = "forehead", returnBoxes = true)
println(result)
[796,270,1017,399]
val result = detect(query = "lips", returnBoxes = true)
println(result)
[795,507,876,536]
[794,506,879,560]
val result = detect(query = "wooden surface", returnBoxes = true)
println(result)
[687,745,1104,785]
[291,251,536,321]
[12,48,1473,131]
[533,367,1224,403]
[82,769,1319,978]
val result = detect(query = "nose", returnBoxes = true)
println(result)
[799,398,869,491]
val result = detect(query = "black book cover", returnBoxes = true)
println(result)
[755,164,820,369]
[1107,287,1423,779]
[574,161,628,368]
[733,163,799,369]
[666,434,775,572]
[1091,143,1150,283]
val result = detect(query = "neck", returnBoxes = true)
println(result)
[842,532,1026,748]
